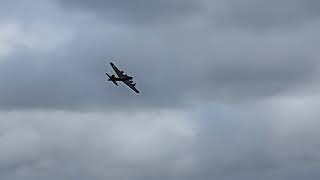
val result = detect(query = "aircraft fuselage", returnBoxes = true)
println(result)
[112,76,132,81]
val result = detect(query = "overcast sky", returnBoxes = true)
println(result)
[1,0,320,179]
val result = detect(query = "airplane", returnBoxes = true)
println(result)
[106,62,140,93]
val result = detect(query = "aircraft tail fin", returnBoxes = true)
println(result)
[106,73,118,86]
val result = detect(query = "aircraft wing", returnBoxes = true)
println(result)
[123,80,140,93]
[110,62,125,77]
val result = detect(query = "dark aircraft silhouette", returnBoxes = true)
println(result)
[106,62,140,93]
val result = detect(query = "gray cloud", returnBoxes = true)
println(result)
[1,102,320,180]
[56,0,203,25]
[0,0,319,110]
[0,110,196,180]
[208,0,320,29]
[0,18,319,110]
[1,1,320,179]
[55,0,320,29]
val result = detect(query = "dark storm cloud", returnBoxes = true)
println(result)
[57,0,203,24]
[55,0,320,29]
[209,0,320,29]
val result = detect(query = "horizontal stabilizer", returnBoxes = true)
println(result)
[106,73,118,86]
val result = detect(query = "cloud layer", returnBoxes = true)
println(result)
[0,0,320,179]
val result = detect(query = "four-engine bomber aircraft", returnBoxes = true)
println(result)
[106,62,140,93]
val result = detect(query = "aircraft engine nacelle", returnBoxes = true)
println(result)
[129,80,136,86]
